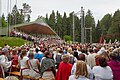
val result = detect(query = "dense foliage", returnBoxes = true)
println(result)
[44,10,120,42]
[0,4,120,43]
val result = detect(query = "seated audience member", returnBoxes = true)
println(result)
[108,52,120,80]
[0,48,12,72]
[0,62,5,78]
[55,54,72,80]
[69,61,90,80]
[28,52,41,78]
[18,49,29,80]
[41,51,56,80]
[69,51,77,65]
[71,54,93,80]
[34,48,43,62]
[11,49,19,71]
[54,48,63,69]
[87,48,98,68]
[92,57,113,80]
[0,50,5,78]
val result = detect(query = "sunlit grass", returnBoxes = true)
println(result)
[0,37,31,48]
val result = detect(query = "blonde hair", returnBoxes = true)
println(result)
[62,54,70,63]
[70,51,74,55]
[67,47,72,53]
[5,76,19,80]
[75,61,88,78]
[29,52,34,59]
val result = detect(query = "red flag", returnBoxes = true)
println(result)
[99,34,104,44]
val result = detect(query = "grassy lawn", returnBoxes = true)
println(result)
[0,37,31,48]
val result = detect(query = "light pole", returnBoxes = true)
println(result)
[0,0,2,35]
[7,0,10,36]
[15,0,17,25]
[72,11,75,42]
[0,0,1,18]
[72,10,81,42]
[72,7,85,43]
[85,27,92,43]
[80,7,85,44]
[0,0,1,26]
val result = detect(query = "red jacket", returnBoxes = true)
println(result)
[55,62,72,80]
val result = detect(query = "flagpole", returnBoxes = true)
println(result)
[15,0,17,25]
[0,0,1,25]
[0,0,2,35]
[7,0,9,36]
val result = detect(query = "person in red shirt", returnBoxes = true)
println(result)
[55,54,72,80]
[11,49,19,71]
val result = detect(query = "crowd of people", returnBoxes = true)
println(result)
[10,29,64,46]
[0,37,120,80]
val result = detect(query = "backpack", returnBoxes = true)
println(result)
[69,56,75,64]
[56,55,62,63]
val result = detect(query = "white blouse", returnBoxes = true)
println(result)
[18,56,29,69]
[92,66,113,80]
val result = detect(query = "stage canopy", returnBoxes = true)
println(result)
[12,21,57,35]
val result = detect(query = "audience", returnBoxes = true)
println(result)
[0,38,120,80]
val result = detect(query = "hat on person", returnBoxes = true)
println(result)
[97,47,106,54]
[2,48,8,54]
[57,48,61,51]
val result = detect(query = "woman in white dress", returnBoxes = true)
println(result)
[18,49,29,80]
[28,52,41,78]
[69,60,90,80]
[92,57,113,80]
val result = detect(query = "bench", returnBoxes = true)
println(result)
[8,71,44,80]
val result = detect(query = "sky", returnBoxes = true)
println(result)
[1,0,120,23]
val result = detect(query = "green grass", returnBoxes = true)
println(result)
[0,37,31,48]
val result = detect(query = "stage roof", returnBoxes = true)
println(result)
[13,21,57,35]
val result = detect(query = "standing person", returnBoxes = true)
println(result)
[92,57,113,80]
[28,52,41,78]
[18,49,29,80]
[55,54,72,80]
[41,51,56,80]
[69,61,90,80]
[108,52,120,80]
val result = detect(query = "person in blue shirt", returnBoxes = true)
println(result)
[34,48,43,62]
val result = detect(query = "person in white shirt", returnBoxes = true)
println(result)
[92,57,113,80]
[69,60,90,80]
[0,48,12,72]
[18,49,29,80]
[71,54,93,80]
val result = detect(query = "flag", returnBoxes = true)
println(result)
[99,34,104,44]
